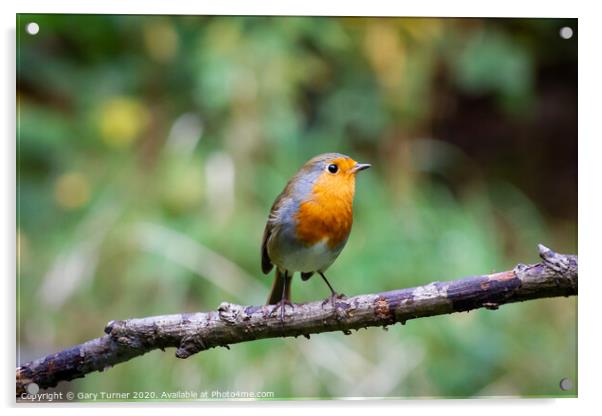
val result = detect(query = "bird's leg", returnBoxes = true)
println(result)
[319,272,346,309]
[268,271,294,322]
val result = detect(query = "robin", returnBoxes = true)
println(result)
[261,153,371,320]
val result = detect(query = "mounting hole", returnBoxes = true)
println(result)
[26,22,39,35]
[26,382,39,395]
[25,22,40,35]
[559,377,573,391]
[559,26,573,40]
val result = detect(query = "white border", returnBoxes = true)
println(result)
[7,0,581,17]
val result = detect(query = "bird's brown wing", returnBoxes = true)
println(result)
[260,220,274,275]
[261,181,297,275]
[261,193,286,275]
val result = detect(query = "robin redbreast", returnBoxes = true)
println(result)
[261,153,371,320]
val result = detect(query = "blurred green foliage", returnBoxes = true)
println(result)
[17,15,577,399]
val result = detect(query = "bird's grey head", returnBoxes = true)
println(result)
[303,153,351,174]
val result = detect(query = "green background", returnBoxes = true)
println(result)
[17,15,577,399]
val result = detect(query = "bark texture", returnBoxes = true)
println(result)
[16,244,577,396]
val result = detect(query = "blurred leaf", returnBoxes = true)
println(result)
[452,28,534,112]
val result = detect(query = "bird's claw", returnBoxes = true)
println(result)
[322,292,348,320]
[322,292,346,307]
[268,299,294,322]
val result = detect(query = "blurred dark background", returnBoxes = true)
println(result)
[17,15,577,399]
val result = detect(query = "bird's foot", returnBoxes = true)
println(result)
[268,299,294,322]
[322,292,347,319]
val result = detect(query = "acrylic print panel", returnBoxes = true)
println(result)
[16,14,577,401]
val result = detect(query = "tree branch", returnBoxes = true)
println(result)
[16,244,577,396]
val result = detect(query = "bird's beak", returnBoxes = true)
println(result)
[352,163,371,173]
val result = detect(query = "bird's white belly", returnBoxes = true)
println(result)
[275,239,339,273]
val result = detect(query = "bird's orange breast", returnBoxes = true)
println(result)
[294,168,356,249]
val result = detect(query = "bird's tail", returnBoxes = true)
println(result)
[267,269,292,305]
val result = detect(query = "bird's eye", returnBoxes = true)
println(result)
[327,164,338,174]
